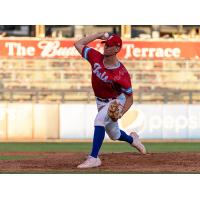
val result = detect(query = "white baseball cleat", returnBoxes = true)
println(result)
[130,132,146,155]
[77,156,102,169]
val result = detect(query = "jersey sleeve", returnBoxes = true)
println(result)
[82,46,101,64]
[118,72,133,96]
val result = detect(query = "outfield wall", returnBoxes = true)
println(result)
[0,103,200,140]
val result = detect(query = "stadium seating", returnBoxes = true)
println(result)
[0,55,200,103]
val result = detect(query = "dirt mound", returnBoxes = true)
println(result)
[0,152,200,173]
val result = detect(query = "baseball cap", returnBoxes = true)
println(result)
[101,34,122,48]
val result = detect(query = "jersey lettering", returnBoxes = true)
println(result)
[93,63,109,82]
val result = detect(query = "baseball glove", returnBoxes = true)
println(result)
[107,100,123,122]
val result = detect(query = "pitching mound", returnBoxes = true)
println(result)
[0,152,200,173]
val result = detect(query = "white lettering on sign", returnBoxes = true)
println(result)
[5,42,35,56]
[4,40,183,59]
[123,44,181,59]
[38,41,80,58]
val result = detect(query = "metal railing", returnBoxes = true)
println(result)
[0,89,200,104]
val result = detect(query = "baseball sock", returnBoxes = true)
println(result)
[118,130,133,144]
[90,126,105,158]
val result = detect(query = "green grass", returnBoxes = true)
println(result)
[0,142,200,153]
[145,142,200,152]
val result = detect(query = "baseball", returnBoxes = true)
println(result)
[104,32,109,38]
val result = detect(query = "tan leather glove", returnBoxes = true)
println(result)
[107,100,123,122]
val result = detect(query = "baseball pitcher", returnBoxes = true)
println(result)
[74,32,146,168]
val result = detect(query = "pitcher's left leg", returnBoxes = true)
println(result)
[104,116,146,154]
[118,129,133,144]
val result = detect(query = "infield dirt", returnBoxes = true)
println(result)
[0,152,200,173]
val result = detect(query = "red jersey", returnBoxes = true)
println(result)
[82,46,133,99]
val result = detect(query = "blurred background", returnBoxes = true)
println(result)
[1,25,200,39]
[0,25,200,103]
[0,25,200,140]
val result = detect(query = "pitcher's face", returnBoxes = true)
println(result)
[103,44,119,56]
